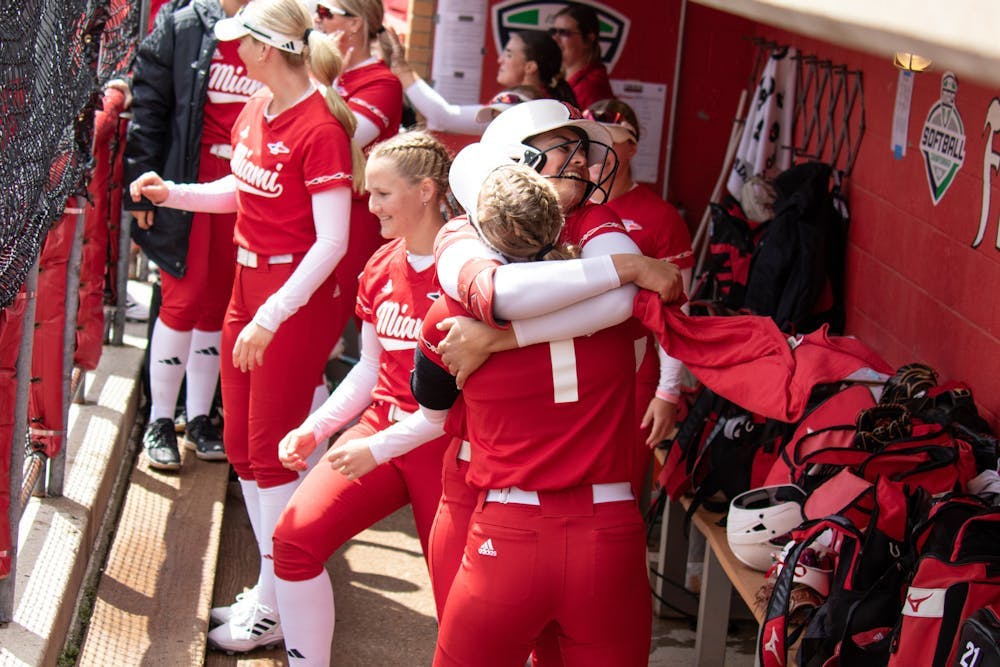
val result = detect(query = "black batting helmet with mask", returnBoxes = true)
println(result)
[480,99,618,207]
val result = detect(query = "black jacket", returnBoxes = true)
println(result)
[123,0,225,279]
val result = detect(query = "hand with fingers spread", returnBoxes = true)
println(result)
[382,26,416,86]
[325,433,378,481]
[279,426,318,471]
[232,321,274,373]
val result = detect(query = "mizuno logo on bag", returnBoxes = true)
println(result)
[901,587,945,617]
[477,538,497,557]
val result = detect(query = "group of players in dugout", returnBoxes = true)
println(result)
[124,0,694,663]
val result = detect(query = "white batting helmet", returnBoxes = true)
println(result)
[480,99,618,205]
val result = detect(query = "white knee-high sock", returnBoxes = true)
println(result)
[185,328,221,419]
[275,571,335,665]
[256,480,300,610]
[238,478,262,547]
[305,384,330,473]
[148,319,192,421]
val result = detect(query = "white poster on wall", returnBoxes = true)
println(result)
[610,79,667,184]
[430,0,488,104]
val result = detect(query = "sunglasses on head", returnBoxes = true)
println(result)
[316,3,353,20]
[548,27,580,38]
[583,108,639,141]
[489,92,527,105]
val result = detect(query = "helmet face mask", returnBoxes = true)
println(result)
[481,99,619,207]
[523,131,618,207]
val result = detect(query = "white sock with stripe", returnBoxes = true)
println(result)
[185,328,221,419]
[148,319,191,421]
[255,480,299,612]
[275,571,334,664]
[238,478,262,546]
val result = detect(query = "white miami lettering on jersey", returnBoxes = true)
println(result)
[207,62,262,105]
[375,300,422,350]
[231,142,283,198]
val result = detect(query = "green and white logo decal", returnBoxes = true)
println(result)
[491,1,629,71]
[920,71,966,205]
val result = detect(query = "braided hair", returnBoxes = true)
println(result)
[368,131,458,218]
[476,164,578,261]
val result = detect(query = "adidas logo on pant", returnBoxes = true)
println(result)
[477,538,497,557]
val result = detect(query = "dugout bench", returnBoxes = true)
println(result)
[652,478,769,666]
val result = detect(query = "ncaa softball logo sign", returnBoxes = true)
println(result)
[491,0,630,71]
[920,71,966,205]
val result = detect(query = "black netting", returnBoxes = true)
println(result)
[0,0,140,311]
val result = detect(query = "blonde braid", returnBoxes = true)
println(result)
[368,131,455,214]
[476,165,577,261]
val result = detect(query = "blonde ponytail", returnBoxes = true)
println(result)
[305,32,366,193]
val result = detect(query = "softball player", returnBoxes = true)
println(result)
[129,0,364,652]
[586,98,695,495]
[385,27,575,136]
[550,3,614,111]
[313,0,403,351]
[265,132,454,666]
[125,0,261,469]
[413,161,660,666]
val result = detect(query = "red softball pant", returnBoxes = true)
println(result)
[221,259,342,488]
[272,405,450,581]
[158,145,236,332]
[434,489,652,667]
[427,439,476,620]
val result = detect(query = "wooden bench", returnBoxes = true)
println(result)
[652,491,769,666]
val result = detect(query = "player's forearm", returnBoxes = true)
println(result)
[252,188,350,332]
[366,408,448,465]
[511,284,638,347]
[160,175,238,213]
[403,79,485,135]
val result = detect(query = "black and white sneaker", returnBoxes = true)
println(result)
[143,418,181,471]
[182,415,227,461]
[208,601,283,653]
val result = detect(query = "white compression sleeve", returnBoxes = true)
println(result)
[301,321,381,442]
[252,187,351,332]
[161,174,238,213]
[366,408,448,465]
[353,112,380,149]
[491,231,641,319]
[435,237,505,302]
[512,284,639,347]
[404,79,488,135]
[654,266,693,402]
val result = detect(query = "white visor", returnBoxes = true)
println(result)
[215,5,306,54]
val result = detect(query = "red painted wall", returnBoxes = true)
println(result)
[671,6,1000,429]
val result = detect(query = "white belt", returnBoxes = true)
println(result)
[387,403,413,423]
[457,440,471,462]
[209,143,233,160]
[484,482,633,506]
[236,246,294,268]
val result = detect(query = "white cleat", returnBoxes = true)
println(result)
[207,601,282,654]
[210,585,258,626]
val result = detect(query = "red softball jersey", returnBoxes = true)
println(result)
[608,183,693,268]
[335,60,402,147]
[356,239,441,413]
[201,40,263,146]
[229,88,353,255]
[421,294,642,492]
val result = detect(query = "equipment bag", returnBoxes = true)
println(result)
[952,606,1000,667]
[888,510,1000,667]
